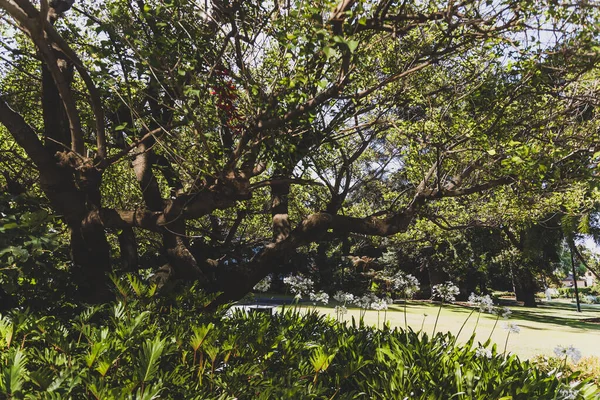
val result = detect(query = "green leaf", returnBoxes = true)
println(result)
[136,382,163,400]
[29,367,54,390]
[309,346,336,374]
[95,360,112,377]
[3,348,27,395]
[137,335,167,383]
[347,40,359,53]
[190,323,214,352]
[0,316,14,349]
[323,46,338,59]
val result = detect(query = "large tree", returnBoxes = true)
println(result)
[0,0,599,306]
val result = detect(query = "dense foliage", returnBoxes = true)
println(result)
[0,279,598,399]
[0,192,73,311]
[1,0,600,305]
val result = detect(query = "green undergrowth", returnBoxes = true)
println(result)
[0,277,598,399]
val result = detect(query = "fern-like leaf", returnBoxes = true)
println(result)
[137,336,167,383]
[3,348,28,396]
[0,316,14,349]
[190,323,214,352]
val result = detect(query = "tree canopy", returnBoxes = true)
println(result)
[1,0,599,306]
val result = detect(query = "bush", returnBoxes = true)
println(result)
[581,295,600,304]
[0,277,598,399]
[492,291,515,301]
[557,287,599,299]
[532,355,600,386]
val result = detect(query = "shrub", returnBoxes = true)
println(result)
[557,287,598,299]
[532,355,600,386]
[492,291,515,301]
[0,277,598,399]
[581,295,600,304]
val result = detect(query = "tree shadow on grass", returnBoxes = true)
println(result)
[537,301,600,312]
[417,301,600,332]
[507,309,600,331]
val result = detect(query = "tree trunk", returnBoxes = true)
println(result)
[514,267,537,307]
[271,178,291,242]
[70,225,112,303]
[568,238,582,312]
[118,227,138,271]
[317,242,334,289]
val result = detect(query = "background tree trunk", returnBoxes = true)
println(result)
[70,225,112,303]
[514,267,537,307]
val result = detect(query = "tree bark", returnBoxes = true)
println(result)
[70,224,112,303]
[271,178,291,242]
[118,227,138,271]
[514,267,537,307]
[317,242,335,288]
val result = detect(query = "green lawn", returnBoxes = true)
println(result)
[305,300,600,360]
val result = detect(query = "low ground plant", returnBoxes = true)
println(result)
[532,355,600,387]
[0,276,598,399]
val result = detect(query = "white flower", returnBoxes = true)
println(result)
[309,291,329,305]
[432,281,460,302]
[371,297,388,311]
[333,291,354,304]
[554,345,582,363]
[353,294,377,309]
[253,275,272,292]
[475,347,492,359]
[557,388,579,400]
[393,272,420,298]
[284,274,314,297]
[468,293,495,313]
[494,306,511,319]
[334,305,348,315]
[502,322,520,334]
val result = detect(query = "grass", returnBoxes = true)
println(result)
[302,299,600,360]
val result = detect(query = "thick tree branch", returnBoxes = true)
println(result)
[0,96,55,168]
